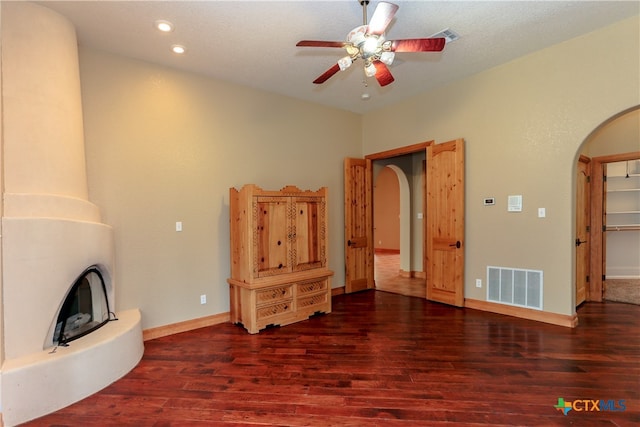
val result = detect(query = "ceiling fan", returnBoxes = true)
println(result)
[296,1,446,87]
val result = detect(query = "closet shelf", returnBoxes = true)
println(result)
[607,211,640,214]
[606,188,640,193]
[606,225,640,231]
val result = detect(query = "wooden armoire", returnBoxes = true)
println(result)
[228,185,333,333]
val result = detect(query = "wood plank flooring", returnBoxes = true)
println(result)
[23,292,639,426]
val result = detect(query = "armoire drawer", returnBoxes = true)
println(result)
[255,285,293,306]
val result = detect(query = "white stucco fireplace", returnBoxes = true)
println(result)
[0,3,144,426]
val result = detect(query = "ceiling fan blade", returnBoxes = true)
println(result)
[366,2,399,36]
[313,63,342,84]
[296,40,346,48]
[391,38,446,52]
[373,61,394,87]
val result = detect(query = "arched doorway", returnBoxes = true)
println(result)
[576,106,640,305]
[373,165,411,270]
[372,162,425,298]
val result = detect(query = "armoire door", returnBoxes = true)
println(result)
[293,196,326,271]
[255,196,291,277]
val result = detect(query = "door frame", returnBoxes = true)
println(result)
[589,151,640,301]
[366,141,434,278]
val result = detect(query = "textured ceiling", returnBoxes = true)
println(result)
[37,1,639,114]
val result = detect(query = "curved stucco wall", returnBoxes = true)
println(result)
[2,1,88,200]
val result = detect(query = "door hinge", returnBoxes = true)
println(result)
[586,225,590,232]
[603,225,607,232]
[586,175,591,183]
[603,175,607,182]
[586,275,590,283]
[602,275,606,281]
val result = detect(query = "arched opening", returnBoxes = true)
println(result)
[53,266,112,346]
[373,165,411,268]
[373,162,425,298]
[576,106,640,306]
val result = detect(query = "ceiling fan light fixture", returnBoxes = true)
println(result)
[379,51,395,65]
[364,62,377,77]
[338,56,353,71]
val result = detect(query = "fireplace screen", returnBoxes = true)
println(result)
[54,267,110,345]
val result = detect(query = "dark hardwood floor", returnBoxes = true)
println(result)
[23,291,639,426]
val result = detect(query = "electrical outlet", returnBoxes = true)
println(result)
[200,294,206,304]
[176,221,183,232]
[476,279,482,288]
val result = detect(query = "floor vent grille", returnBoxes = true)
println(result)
[487,266,543,310]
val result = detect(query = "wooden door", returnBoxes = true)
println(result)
[575,155,591,306]
[602,163,609,296]
[255,196,291,277]
[426,139,465,306]
[344,158,374,293]
[293,196,325,272]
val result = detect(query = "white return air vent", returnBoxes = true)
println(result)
[487,266,543,310]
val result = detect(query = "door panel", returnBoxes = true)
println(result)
[293,197,324,271]
[344,158,374,293]
[426,139,465,306]
[602,163,608,298]
[255,196,291,276]
[575,156,590,306]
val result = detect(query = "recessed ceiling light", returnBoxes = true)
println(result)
[171,44,186,54]
[155,20,173,32]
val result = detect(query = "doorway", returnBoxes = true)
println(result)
[577,106,640,304]
[589,154,640,304]
[344,138,465,307]
[373,162,425,298]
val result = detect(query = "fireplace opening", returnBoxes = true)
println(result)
[54,266,113,346]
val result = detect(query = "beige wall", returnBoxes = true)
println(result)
[581,108,639,157]
[66,15,640,332]
[374,167,401,250]
[362,16,640,316]
[79,48,361,330]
